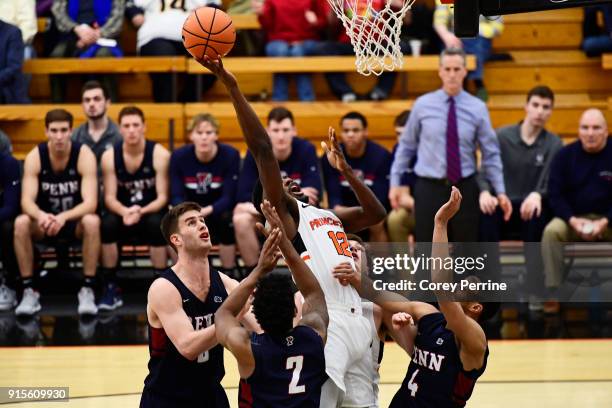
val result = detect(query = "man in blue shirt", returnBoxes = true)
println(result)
[0,151,21,311]
[170,113,240,273]
[233,107,321,276]
[542,108,612,312]
[389,47,510,243]
[322,111,391,242]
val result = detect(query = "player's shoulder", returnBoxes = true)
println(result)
[217,142,240,157]
[148,275,181,303]
[293,136,316,152]
[367,139,392,157]
[171,144,192,158]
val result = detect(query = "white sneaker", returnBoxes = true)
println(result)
[78,287,98,316]
[15,288,41,316]
[0,284,17,311]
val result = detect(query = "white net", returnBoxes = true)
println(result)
[327,0,415,76]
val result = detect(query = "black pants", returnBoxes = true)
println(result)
[139,38,215,102]
[101,212,166,246]
[0,219,17,286]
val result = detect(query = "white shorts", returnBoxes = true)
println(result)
[324,304,372,393]
[342,348,379,408]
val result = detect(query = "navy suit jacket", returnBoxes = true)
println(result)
[0,20,29,104]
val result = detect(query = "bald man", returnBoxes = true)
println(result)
[541,108,612,312]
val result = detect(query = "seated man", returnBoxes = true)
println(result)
[170,113,240,273]
[100,106,170,311]
[14,109,99,316]
[479,86,562,301]
[0,150,21,311]
[233,107,321,275]
[542,108,612,312]
[321,111,391,241]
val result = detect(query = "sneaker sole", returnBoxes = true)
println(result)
[97,299,123,311]
[0,301,17,311]
[15,305,41,316]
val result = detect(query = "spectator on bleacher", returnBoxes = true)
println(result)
[50,0,125,102]
[541,108,612,312]
[72,80,122,163]
[233,107,321,275]
[254,0,327,101]
[478,86,563,305]
[321,111,391,241]
[0,20,31,104]
[169,113,240,274]
[14,109,100,316]
[433,0,503,101]
[389,47,509,243]
[581,4,612,57]
[227,0,264,56]
[0,151,21,311]
[1,0,37,59]
[131,0,218,102]
[387,110,416,243]
[100,106,169,311]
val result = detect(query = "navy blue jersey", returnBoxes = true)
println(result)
[239,325,327,408]
[169,143,240,214]
[237,137,322,203]
[36,142,83,215]
[0,152,21,222]
[115,140,158,207]
[392,143,417,189]
[389,313,488,408]
[321,140,391,210]
[142,267,229,407]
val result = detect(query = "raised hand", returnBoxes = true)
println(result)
[321,127,350,173]
[392,312,414,331]
[434,186,462,225]
[254,227,282,274]
[195,55,238,89]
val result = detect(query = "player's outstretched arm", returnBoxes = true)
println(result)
[323,127,386,233]
[215,227,282,378]
[196,56,298,236]
[258,200,329,342]
[147,278,218,361]
[431,187,487,368]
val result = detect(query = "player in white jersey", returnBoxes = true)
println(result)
[200,56,388,407]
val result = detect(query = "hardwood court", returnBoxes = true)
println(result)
[1,340,611,407]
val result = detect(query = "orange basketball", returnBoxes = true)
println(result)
[182,7,236,60]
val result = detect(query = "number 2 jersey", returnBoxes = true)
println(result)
[239,325,327,408]
[141,267,229,407]
[36,142,83,214]
[389,313,489,408]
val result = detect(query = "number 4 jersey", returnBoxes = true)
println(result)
[389,313,489,408]
[36,142,83,214]
[239,325,327,408]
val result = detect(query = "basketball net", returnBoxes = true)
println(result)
[327,0,415,76]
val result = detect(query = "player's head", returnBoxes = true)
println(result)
[578,108,608,154]
[252,178,308,215]
[340,111,368,153]
[525,86,554,128]
[45,109,73,153]
[347,234,370,275]
[188,113,219,155]
[394,110,410,139]
[161,202,211,254]
[455,276,500,323]
[439,48,468,95]
[267,107,296,158]
[81,80,110,121]
[119,106,146,146]
[252,273,296,337]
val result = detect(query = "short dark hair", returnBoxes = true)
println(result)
[160,202,202,251]
[341,111,368,129]
[45,109,73,129]
[267,107,294,126]
[440,47,467,66]
[252,273,296,337]
[526,85,555,105]
[81,80,109,100]
[118,106,145,124]
[394,110,411,127]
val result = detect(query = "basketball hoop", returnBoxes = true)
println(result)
[327,0,415,76]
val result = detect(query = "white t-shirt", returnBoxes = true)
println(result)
[135,0,220,49]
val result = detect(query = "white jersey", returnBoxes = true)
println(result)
[342,302,382,407]
[296,202,362,310]
[134,0,219,49]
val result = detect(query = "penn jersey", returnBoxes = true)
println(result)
[115,140,157,207]
[295,202,361,309]
[142,267,229,407]
[389,313,488,408]
[239,326,327,408]
[36,142,83,214]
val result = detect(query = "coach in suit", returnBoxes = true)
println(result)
[389,47,510,243]
[0,20,29,104]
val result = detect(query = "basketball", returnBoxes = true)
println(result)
[182,7,236,61]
